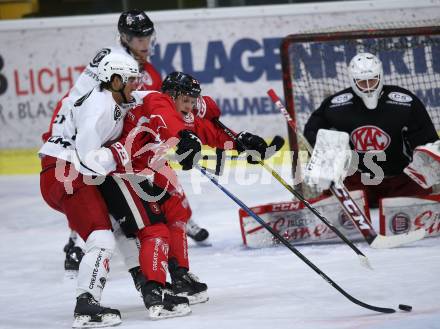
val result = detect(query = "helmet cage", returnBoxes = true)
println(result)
[348,53,384,109]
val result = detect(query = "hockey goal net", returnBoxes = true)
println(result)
[281,25,440,197]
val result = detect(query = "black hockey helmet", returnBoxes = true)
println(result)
[161,72,201,98]
[118,10,154,37]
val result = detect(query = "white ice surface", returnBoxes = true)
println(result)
[0,167,439,329]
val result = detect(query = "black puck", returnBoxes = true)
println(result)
[398,304,412,312]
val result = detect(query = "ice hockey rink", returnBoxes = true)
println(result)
[1,167,439,329]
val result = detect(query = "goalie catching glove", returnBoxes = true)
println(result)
[176,130,202,170]
[304,129,353,192]
[404,140,440,189]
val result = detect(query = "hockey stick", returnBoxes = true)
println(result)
[213,118,372,269]
[195,164,397,314]
[267,89,426,249]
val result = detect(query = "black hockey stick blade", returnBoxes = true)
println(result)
[265,135,285,158]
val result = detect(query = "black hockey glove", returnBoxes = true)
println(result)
[236,131,268,164]
[176,130,202,170]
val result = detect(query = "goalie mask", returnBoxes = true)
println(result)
[161,72,202,99]
[348,53,384,110]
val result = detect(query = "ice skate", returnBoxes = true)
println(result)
[72,293,121,328]
[169,261,209,305]
[186,219,210,245]
[141,281,191,320]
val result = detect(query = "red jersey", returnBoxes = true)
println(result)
[120,92,234,190]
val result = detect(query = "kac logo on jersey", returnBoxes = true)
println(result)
[331,93,353,105]
[350,125,391,152]
[388,92,413,103]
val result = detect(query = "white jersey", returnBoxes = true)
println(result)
[39,87,147,175]
[51,45,133,137]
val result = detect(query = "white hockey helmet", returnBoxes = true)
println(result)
[348,52,384,109]
[97,53,140,84]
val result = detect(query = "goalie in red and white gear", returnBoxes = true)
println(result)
[304,52,439,207]
[404,140,440,190]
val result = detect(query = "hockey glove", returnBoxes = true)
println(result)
[236,131,268,164]
[109,127,150,172]
[404,140,440,189]
[176,130,202,170]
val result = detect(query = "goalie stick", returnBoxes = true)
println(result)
[196,164,398,314]
[267,89,426,249]
[214,118,372,269]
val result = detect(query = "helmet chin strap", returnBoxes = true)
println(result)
[110,84,128,104]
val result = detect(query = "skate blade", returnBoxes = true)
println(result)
[72,314,121,328]
[64,270,79,280]
[148,304,191,320]
[191,240,212,248]
[180,291,209,305]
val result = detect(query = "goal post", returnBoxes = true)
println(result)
[280,25,440,195]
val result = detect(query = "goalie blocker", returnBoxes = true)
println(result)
[304,129,352,192]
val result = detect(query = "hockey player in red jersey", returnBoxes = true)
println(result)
[304,52,439,207]
[99,71,273,305]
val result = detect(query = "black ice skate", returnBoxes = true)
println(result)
[169,260,209,305]
[72,292,121,328]
[128,266,146,293]
[141,281,191,320]
[64,238,84,278]
[186,220,210,243]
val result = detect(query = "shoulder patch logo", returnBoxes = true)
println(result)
[350,125,391,152]
[388,92,412,103]
[182,112,194,124]
[90,48,111,68]
[331,93,353,104]
[195,96,207,118]
[114,106,122,121]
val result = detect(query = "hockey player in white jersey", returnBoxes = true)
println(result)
[39,53,151,328]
